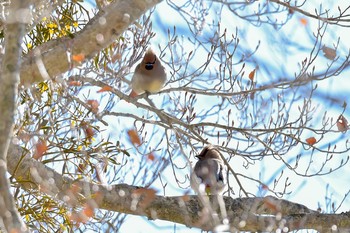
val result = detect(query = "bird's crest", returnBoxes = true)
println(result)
[196,145,220,159]
[141,48,156,70]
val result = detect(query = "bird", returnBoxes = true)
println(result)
[129,48,167,98]
[191,145,226,195]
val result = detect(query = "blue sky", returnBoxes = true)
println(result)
[79,0,350,232]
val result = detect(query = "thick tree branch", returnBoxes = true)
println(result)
[19,0,162,86]
[0,1,31,232]
[7,144,350,232]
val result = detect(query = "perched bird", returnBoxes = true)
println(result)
[129,48,167,98]
[191,145,226,195]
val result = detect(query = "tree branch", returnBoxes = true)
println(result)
[7,144,350,232]
[270,0,350,27]
[19,0,162,86]
[0,1,31,232]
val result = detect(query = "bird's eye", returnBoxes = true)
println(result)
[145,64,154,70]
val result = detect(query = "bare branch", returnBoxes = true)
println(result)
[7,144,350,232]
[270,0,350,27]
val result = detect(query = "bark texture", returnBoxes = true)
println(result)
[7,144,350,232]
[0,1,31,232]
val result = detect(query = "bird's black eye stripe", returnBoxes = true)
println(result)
[144,55,157,70]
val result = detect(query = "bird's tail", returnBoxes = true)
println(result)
[129,90,138,98]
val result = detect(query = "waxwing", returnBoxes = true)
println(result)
[129,48,167,97]
[191,145,226,195]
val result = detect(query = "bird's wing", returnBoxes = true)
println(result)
[194,159,221,181]
[217,162,225,183]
